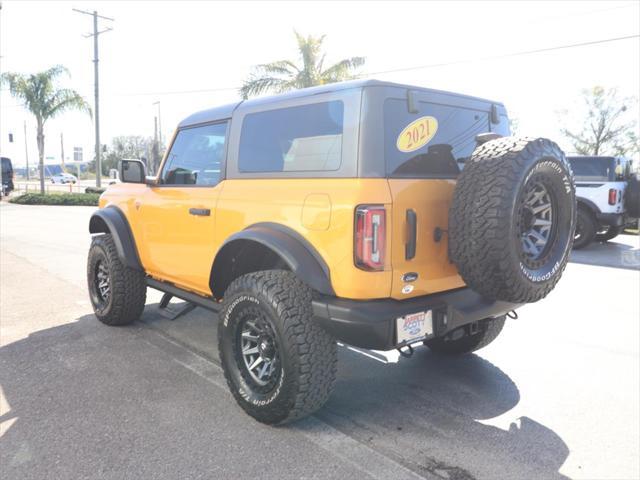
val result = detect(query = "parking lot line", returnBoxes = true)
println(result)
[138,325,430,480]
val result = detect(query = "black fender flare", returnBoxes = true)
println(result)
[210,222,335,298]
[576,197,601,215]
[89,206,142,271]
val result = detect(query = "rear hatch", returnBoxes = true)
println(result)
[370,87,510,300]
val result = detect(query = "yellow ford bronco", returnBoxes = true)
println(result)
[87,79,576,424]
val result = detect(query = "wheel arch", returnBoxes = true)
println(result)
[210,223,334,299]
[89,206,143,271]
[576,197,600,216]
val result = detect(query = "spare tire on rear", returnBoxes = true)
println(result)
[449,137,576,303]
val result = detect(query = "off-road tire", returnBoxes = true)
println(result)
[425,316,506,355]
[218,270,337,425]
[449,137,576,303]
[573,206,597,249]
[595,225,622,243]
[87,234,146,326]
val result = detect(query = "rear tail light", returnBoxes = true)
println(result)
[608,188,617,205]
[355,205,386,271]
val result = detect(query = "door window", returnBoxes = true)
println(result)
[161,122,227,186]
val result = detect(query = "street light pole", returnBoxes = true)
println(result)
[24,121,30,181]
[60,132,65,171]
[153,100,162,147]
[72,8,113,188]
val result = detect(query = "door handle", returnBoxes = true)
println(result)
[189,208,211,216]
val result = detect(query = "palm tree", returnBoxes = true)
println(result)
[240,32,365,99]
[1,65,91,194]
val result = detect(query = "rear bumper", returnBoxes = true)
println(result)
[312,288,521,351]
[596,212,624,227]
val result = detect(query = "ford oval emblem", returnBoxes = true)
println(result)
[402,272,419,282]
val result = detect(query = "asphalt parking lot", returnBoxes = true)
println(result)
[1,202,638,480]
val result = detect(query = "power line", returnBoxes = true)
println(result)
[525,3,637,26]
[1,32,638,104]
[99,33,640,98]
[364,34,640,77]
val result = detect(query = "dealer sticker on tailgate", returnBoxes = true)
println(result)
[396,311,433,345]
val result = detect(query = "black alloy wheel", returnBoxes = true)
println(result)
[517,179,557,268]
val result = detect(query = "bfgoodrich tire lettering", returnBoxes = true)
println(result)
[449,137,576,303]
[218,270,337,425]
[87,233,146,325]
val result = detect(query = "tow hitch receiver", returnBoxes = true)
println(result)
[397,344,415,358]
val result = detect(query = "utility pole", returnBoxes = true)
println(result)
[73,8,113,188]
[60,132,65,171]
[24,121,30,180]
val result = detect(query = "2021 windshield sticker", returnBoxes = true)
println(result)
[396,116,438,153]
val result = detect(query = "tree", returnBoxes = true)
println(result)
[559,86,639,157]
[240,31,365,99]
[89,136,162,176]
[1,65,91,194]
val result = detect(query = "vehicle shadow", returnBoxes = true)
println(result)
[140,303,570,480]
[318,347,570,480]
[570,236,639,270]
[0,309,570,480]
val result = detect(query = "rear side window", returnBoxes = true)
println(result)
[384,98,491,178]
[161,122,227,186]
[568,156,616,182]
[238,101,344,172]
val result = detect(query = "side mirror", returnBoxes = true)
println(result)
[119,159,146,184]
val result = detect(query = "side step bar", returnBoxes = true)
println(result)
[146,278,220,312]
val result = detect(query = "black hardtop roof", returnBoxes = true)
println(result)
[178,79,505,127]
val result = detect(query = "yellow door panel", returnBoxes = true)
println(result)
[387,179,464,299]
[134,185,222,295]
[215,178,393,299]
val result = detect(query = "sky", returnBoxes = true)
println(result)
[1,0,639,167]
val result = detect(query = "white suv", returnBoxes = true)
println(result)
[568,155,639,248]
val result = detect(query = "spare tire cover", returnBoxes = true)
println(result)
[449,137,576,303]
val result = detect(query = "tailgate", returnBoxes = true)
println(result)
[388,178,463,299]
[382,90,510,300]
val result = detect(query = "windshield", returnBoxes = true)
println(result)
[568,156,616,182]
